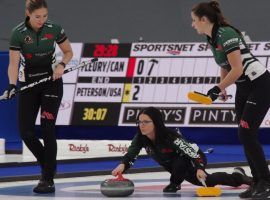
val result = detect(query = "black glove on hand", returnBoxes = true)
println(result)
[207,86,221,101]
[4,84,17,99]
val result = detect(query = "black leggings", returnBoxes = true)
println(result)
[164,156,245,187]
[18,79,63,180]
[235,71,270,182]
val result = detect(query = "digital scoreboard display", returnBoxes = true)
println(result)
[48,42,270,127]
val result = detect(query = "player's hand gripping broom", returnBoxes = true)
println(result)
[188,91,232,105]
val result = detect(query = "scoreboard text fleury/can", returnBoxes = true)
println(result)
[51,42,270,127]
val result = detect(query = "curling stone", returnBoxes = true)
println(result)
[100,174,134,197]
[196,179,222,197]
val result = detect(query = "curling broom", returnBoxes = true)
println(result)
[188,91,232,105]
[196,179,222,197]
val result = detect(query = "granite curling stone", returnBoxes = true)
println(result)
[100,174,135,197]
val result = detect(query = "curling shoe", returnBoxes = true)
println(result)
[163,183,181,193]
[33,178,55,194]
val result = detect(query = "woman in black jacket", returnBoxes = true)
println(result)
[112,107,252,193]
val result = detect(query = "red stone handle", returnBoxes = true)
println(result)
[116,173,127,181]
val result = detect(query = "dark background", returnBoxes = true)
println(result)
[0,0,269,50]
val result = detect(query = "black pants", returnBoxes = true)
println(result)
[164,155,245,187]
[235,71,270,183]
[18,79,63,180]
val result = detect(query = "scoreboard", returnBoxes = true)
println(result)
[47,42,270,127]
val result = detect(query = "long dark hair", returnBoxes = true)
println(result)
[192,0,242,34]
[26,0,48,14]
[136,107,179,146]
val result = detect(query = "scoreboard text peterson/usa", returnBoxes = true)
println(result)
[50,42,270,127]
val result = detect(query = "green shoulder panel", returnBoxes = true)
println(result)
[46,20,67,44]
[218,27,241,53]
[9,25,25,51]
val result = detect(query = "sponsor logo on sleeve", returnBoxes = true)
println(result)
[223,38,238,47]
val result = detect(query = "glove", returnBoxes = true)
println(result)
[3,84,17,99]
[207,86,221,101]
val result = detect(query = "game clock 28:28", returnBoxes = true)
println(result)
[82,108,108,121]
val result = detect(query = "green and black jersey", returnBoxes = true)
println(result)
[207,24,266,81]
[121,133,205,171]
[9,17,67,82]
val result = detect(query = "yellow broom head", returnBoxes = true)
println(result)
[187,91,212,105]
[196,186,222,197]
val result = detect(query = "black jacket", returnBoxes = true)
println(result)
[121,132,206,171]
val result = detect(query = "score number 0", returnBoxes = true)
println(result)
[132,59,158,100]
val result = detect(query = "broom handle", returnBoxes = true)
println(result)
[200,178,207,187]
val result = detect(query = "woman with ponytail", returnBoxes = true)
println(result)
[5,0,73,194]
[191,1,270,199]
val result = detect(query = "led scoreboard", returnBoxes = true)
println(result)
[51,42,270,127]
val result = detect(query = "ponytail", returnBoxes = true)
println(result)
[26,0,47,14]
[192,1,242,35]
